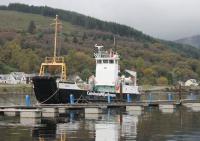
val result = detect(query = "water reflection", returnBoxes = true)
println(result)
[95,123,119,141]
[1,107,200,140]
[121,115,138,140]
[31,108,141,141]
[20,117,41,125]
[160,108,176,113]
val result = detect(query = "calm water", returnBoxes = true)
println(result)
[0,106,200,141]
[0,93,200,141]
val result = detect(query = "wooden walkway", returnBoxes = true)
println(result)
[0,99,198,110]
[0,100,180,109]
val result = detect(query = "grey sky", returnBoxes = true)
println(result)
[1,0,200,40]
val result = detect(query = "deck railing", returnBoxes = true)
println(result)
[44,57,65,63]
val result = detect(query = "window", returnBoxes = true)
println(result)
[109,60,114,64]
[115,60,118,64]
[97,60,102,64]
[103,60,108,63]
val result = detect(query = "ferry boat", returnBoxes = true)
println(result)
[32,15,140,104]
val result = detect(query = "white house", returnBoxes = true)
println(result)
[0,72,36,84]
[0,75,9,84]
[185,79,199,86]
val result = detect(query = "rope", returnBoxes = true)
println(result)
[75,95,83,103]
[75,95,89,103]
[39,89,59,104]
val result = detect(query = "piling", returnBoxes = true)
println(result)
[126,106,143,111]
[183,103,200,112]
[42,108,58,117]
[126,106,143,116]
[127,94,131,103]
[148,93,152,103]
[107,95,111,103]
[25,95,31,106]
[20,109,41,118]
[85,113,100,120]
[58,108,66,114]
[159,104,175,109]
[70,94,74,104]
[85,108,102,114]
[4,108,19,117]
[20,117,41,125]
[167,93,172,101]
[189,93,196,100]
[159,104,176,113]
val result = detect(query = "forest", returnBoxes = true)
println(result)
[0,3,200,85]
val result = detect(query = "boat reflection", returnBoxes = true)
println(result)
[32,109,140,141]
[121,115,138,140]
[95,123,119,141]
[20,117,41,125]
[39,133,67,141]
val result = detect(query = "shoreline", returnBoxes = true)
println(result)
[0,84,199,94]
[0,84,33,94]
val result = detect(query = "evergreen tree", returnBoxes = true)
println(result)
[27,20,36,34]
[73,36,78,43]
[82,32,88,41]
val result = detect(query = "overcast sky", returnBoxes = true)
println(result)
[1,0,200,40]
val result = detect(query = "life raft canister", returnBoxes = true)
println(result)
[115,84,120,92]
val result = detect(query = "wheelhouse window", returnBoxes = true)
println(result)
[103,60,108,63]
[109,60,114,64]
[97,60,102,64]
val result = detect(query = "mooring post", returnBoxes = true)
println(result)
[190,93,196,100]
[127,94,131,103]
[107,94,111,103]
[148,93,152,103]
[25,95,31,106]
[70,94,74,104]
[168,93,172,101]
[70,111,75,122]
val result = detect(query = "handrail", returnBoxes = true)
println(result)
[44,57,65,63]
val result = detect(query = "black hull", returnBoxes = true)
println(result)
[32,76,140,104]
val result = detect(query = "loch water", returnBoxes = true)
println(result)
[0,93,200,141]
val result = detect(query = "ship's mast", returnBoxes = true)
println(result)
[52,15,62,62]
[39,15,67,80]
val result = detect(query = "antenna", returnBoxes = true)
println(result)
[113,36,117,52]
[95,44,104,52]
[51,15,62,62]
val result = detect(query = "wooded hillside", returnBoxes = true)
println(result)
[0,3,200,85]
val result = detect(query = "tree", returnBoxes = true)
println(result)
[135,57,144,71]
[27,20,36,34]
[82,32,88,41]
[73,36,78,43]
[143,68,154,76]
[157,76,168,85]
[81,68,92,81]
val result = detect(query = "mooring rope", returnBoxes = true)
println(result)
[39,89,59,104]
[75,95,89,103]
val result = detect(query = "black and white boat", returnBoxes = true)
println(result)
[32,15,140,104]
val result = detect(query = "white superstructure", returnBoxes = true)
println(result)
[92,44,139,94]
[94,44,119,87]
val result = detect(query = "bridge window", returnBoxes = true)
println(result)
[97,60,102,64]
[109,60,114,64]
[103,60,108,63]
